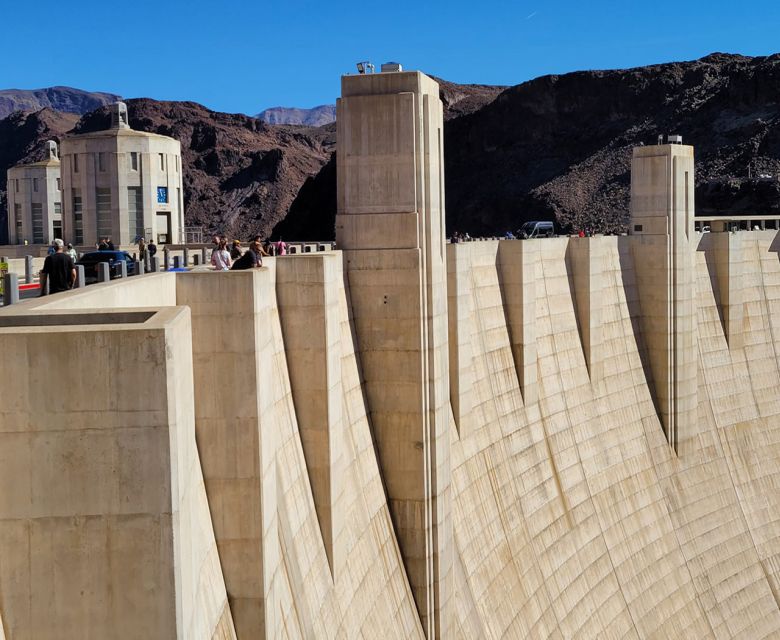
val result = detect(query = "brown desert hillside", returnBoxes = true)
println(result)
[2,54,779,244]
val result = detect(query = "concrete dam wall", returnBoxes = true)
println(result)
[2,233,780,638]
[2,68,780,639]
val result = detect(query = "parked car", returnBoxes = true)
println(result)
[76,251,135,284]
[517,221,555,239]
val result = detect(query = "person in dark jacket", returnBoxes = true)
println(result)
[40,239,76,295]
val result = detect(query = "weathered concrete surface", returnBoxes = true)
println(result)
[3,70,780,639]
[629,144,698,451]
[1,233,780,636]
[336,70,452,638]
[0,305,234,640]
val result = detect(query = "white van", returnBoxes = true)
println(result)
[517,221,555,239]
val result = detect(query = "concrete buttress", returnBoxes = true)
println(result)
[629,143,698,451]
[335,70,452,638]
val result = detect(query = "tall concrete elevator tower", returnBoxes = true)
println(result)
[629,141,698,452]
[335,70,452,638]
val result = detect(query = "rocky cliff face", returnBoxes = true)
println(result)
[0,109,80,243]
[278,54,780,239]
[256,105,337,127]
[0,86,120,120]
[444,52,780,235]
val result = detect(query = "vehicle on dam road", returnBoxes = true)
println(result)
[517,220,555,239]
[76,251,136,284]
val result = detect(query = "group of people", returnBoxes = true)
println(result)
[136,238,158,263]
[46,241,78,263]
[209,235,289,271]
[37,232,289,298]
[450,231,472,243]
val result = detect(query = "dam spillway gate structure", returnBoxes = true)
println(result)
[2,71,780,639]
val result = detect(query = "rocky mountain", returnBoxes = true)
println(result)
[256,105,336,127]
[433,77,507,120]
[443,52,780,235]
[278,53,780,239]
[0,86,120,120]
[3,55,779,245]
[0,109,80,243]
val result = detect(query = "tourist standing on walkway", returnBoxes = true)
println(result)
[230,240,242,261]
[40,239,76,295]
[66,243,78,262]
[212,239,232,271]
[276,238,287,256]
[138,238,147,263]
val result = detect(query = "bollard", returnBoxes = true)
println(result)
[173,256,181,269]
[193,254,201,266]
[183,247,190,267]
[134,261,144,276]
[151,256,160,272]
[163,249,170,271]
[25,255,34,284]
[118,261,127,278]
[97,262,110,283]
[2,273,19,305]
[74,265,85,289]
[201,247,207,264]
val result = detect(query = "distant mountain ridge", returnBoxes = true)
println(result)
[0,86,121,120]
[256,105,336,126]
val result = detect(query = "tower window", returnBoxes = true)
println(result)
[159,153,164,170]
[130,152,138,171]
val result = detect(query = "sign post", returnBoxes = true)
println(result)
[0,260,8,296]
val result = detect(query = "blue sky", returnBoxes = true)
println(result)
[1,0,778,115]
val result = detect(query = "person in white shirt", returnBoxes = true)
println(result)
[211,238,232,271]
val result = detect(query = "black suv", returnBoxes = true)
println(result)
[76,251,136,284]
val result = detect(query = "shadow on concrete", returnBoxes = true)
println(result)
[697,232,727,338]
[617,236,661,420]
